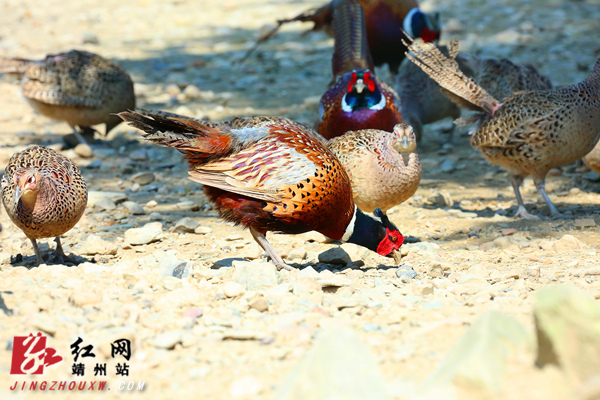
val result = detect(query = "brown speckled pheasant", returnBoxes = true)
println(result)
[318,0,402,140]
[397,50,552,142]
[0,50,135,144]
[119,110,404,270]
[328,124,420,213]
[406,39,600,218]
[1,146,88,264]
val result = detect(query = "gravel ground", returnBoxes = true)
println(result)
[0,0,600,399]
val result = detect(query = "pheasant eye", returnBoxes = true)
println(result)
[391,235,397,242]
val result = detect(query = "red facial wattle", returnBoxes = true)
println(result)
[348,72,358,93]
[376,228,405,256]
[363,72,376,92]
[421,27,437,43]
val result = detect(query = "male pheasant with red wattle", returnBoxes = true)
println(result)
[119,110,404,270]
[244,0,441,75]
[318,0,403,140]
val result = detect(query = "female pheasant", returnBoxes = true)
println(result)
[397,49,552,142]
[406,39,600,218]
[318,0,402,140]
[328,124,421,213]
[246,0,440,75]
[119,110,404,270]
[1,146,88,264]
[0,50,135,144]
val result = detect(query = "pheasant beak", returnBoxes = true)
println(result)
[391,249,402,265]
[14,186,23,203]
[354,79,366,94]
[401,136,410,148]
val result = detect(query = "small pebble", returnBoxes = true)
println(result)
[74,143,93,158]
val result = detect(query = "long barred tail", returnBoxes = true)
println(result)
[118,109,233,159]
[0,57,33,74]
[404,38,499,115]
[331,0,373,75]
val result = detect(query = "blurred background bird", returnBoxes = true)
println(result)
[0,50,135,146]
[244,0,441,76]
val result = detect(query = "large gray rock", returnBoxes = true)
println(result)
[534,285,600,385]
[422,311,528,397]
[318,247,351,265]
[80,235,118,256]
[124,222,163,245]
[88,191,127,208]
[274,325,389,400]
[174,217,199,233]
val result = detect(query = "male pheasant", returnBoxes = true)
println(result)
[406,39,600,218]
[318,0,402,140]
[119,110,404,270]
[328,124,421,213]
[247,0,440,75]
[0,50,135,144]
[1,146,88,264]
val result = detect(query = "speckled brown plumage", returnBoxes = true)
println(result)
[318,0,402,140]
[328,124,421,213]
[119,110,404,270]
[0,50,135,143]
[406,39,600,218]
[459,53,552,101]
[1,146,88,264]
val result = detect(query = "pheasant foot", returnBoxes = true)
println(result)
[29,238,44,265]
[511,175,539,219]
[250,227,294,271]
[534,178,569,219]
[51,237,68,264]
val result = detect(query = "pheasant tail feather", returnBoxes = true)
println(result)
[118,110,232,156]
[332,0,374,75]
[404,38,499,115]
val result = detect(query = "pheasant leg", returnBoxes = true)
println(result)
[249,227,293,271]
[52,237,66,264]
[71,126,89,146]
[29,238,44,264]
[534,178,568,219]
[510,175,539,219]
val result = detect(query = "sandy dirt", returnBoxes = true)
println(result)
[0,0,599,399]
